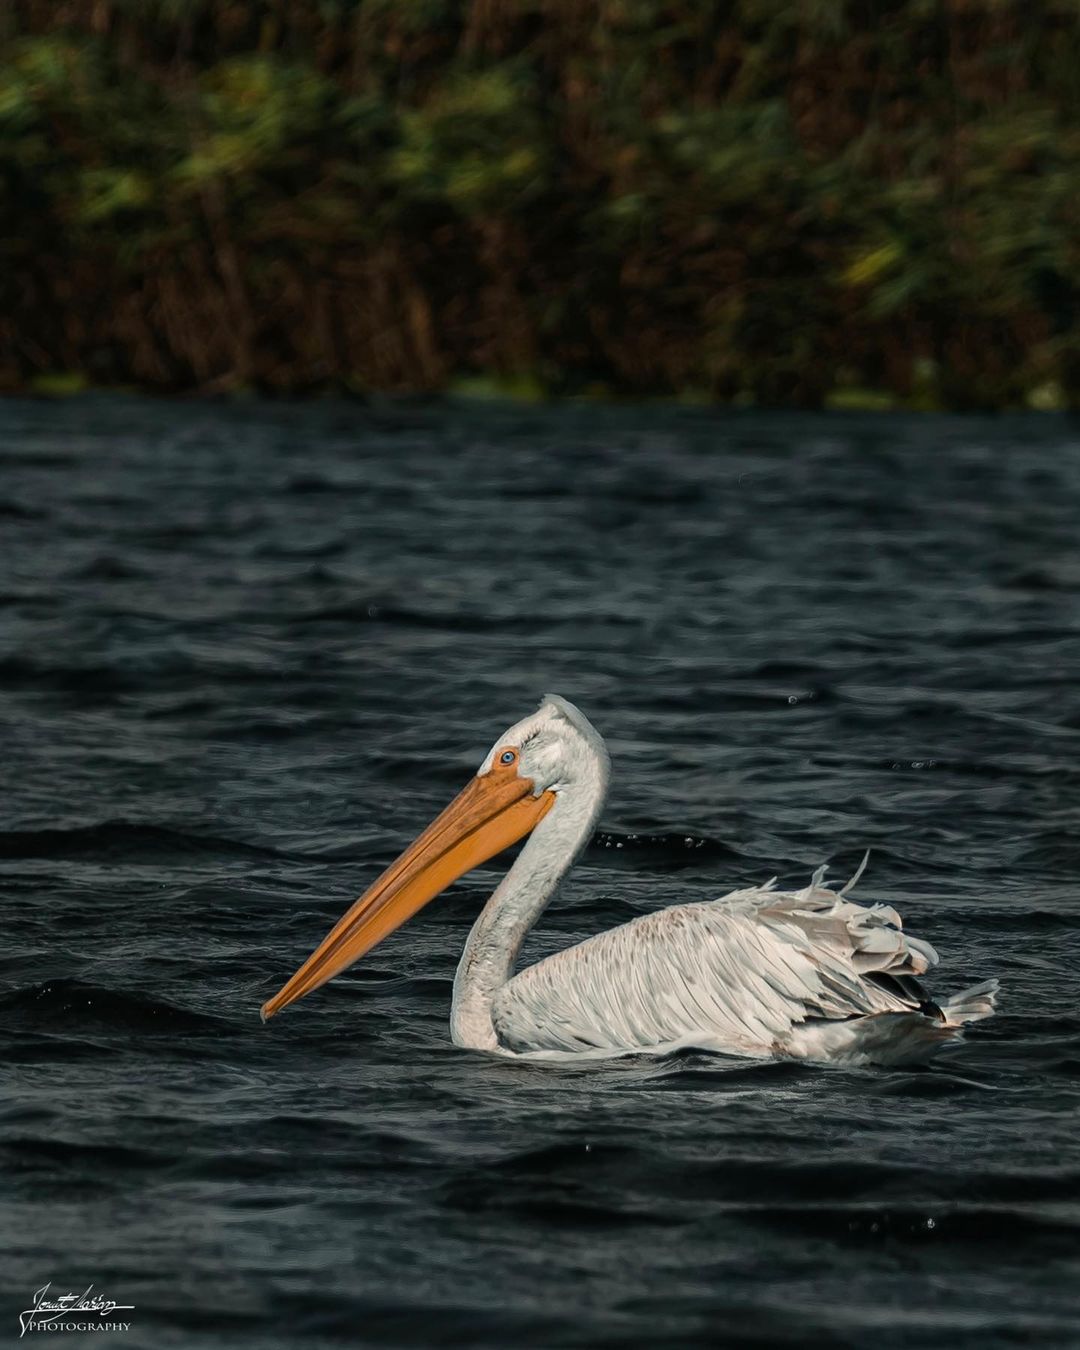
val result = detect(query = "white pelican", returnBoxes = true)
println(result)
[262,695,998,1064]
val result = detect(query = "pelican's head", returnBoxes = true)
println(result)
[478,693,609,797]
[260,694,606,1021]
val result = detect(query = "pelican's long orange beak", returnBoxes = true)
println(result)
[261,757,554,1021]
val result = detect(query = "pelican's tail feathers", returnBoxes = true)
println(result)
[785,978,999,1065]
[940,978,999,1026]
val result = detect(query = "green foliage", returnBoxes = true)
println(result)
[391,66,548,214]
[179,59,321,181]
[1,0,1078,405]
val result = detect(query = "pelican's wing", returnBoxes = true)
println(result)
[492,869,944,1056]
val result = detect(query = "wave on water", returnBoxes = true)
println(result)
[0,823,287,862]
[0,979,230,1033]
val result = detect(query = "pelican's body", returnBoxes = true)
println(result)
[264,696,997,1065]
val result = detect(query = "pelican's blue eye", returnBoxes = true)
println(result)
[500,750,517,765]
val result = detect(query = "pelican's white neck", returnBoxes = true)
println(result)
[450,746,609,1051]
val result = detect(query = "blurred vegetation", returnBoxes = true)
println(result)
[1,0,1078,408]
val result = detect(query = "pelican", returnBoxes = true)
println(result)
[262,695,998,1064]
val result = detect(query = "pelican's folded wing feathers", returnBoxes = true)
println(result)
[492,871,950,1056]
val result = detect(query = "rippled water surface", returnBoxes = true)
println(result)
[3,398,1080,1348]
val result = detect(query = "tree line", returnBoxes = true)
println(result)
[2,0,1078,408]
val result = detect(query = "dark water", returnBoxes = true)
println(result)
[3,397,1079,1349]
